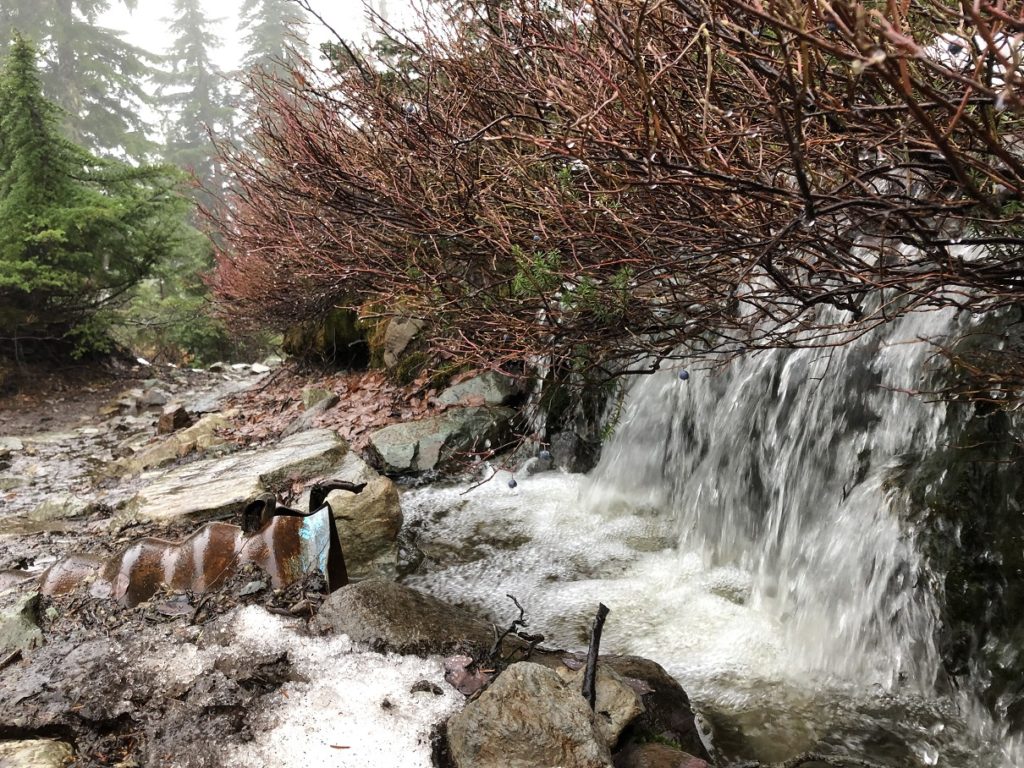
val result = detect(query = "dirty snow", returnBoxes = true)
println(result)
[141,606,464,767]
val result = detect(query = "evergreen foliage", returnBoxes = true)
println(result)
[0,0,156,156]
[239,0,309,78]
[0,35,189,356]
[157,0,234,208]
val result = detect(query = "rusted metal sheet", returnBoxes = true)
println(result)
[37,483,357,608]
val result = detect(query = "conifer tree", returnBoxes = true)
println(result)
[0,35,188,355]
[0,1,156,156]
[239,0,309,78]
[158,0,234,205]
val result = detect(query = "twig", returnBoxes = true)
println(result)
[582,603,610,710]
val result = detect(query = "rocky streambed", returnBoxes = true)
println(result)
[1,360,984,768]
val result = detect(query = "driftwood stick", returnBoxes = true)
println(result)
[582,603,610,710]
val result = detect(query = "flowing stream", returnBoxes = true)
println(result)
[404,308,1022,766]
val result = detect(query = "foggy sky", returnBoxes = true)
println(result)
[100,0,399,70]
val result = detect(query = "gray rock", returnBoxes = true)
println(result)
[262,355,284,367]
[0,739,73,767]
[281,393,340,437]
[437,371,519,407]
[208,361,227,372]
[520,454,554,476]
[447,662,613,768]
[382,316,426,369]
[132,429,347,522]
[140,388,171,409]
[0,592,43,655]
[231,363,251,372]
[557,665,644,748]
[250,362,271,374]
[367,406,515,475]
[28,493,91,522]
[311,580,496,655]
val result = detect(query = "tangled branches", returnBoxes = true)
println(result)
[211,0,1024,392]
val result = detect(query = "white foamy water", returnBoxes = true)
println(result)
[404,308,1022,766]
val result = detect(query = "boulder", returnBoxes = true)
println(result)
[557,665,644,748]
[311,580,496,655]
[0,592,43,655]
[132,429,347,522]
[437,371,519,407]
[367,406,515,475]
[157,404,192,434]
[613,743,709,768]
[0,740,73,768]
[550,430,602,473]
[599,656,709,762]
[447,662,613,768]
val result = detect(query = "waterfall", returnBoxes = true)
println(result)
[583,309,955,689]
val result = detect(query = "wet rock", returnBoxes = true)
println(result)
[437,371,519,407]
[0,739,73,767]
[311,580,496,655]
[28,492,91,522]
[613,742,709,768]
[366,406,515,475]
[447,662,613,768]
[557,665,644,748]
[157,403,193,434]
[599,656,709,761]
[281,393,340,438]
[550,430,601,473]
[140,387,171,409]
[411,679,444,695]
[0,592,43,654]
[381,316,426,369]
[231,363,251,372]
[251,362,271,374]
[132,429,347,522]
[208,361,227,372]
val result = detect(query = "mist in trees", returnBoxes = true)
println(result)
[0,0,157,156]
[0,0,326,363]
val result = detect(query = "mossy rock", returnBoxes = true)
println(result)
[282,308,369,367]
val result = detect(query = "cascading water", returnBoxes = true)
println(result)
[584,307,948,690]
[403,306,1022,766]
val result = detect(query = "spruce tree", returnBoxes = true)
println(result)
[0,1,156,156]
[158,0,234,205]
[0,35,188,355]
[239,0,309,78]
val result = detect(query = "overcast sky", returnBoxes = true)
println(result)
[100,0,404,71]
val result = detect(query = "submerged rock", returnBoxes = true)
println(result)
[447,661,613,768]
[367,406,515,475]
